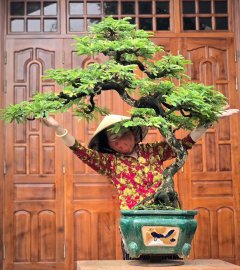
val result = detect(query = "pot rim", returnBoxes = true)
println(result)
[120,209,198,216]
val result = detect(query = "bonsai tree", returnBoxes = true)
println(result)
[0,17,227,210]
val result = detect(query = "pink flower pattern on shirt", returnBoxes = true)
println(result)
[69,135,195,210]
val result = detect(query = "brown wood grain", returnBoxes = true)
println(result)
[0,0,6,267]
[182,37,240,264]
[1,1,240,270]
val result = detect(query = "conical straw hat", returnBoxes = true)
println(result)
[88,114,148,150]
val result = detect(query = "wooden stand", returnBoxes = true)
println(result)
[76,259,240,270]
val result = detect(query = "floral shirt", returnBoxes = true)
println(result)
[69,135,195,210]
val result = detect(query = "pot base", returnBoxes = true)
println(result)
[128,259,184,267]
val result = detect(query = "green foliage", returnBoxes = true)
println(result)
[73,103,109,122]
[45,61,138,92]
[164,83,227,127]
[0,93,63,123]
[1,16,227,135]
[110,108,172,136]
[74,17,162,59]
[138,80,175,96]
[149,54,191,79]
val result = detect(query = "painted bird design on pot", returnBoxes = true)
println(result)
[151,229,176,243]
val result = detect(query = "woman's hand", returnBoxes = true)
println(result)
[42,116,64,135]
[218,106,240,118]
[190,106,239,142]
[42,116,60,129]
[42,116,75,147]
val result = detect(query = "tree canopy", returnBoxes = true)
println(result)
[0,17,226,134]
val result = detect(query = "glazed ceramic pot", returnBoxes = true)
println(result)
[120,209,198,258]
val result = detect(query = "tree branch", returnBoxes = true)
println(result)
[58,81,137,109]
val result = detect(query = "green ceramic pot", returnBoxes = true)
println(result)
[120,209,198,258]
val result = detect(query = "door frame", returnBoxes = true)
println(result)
[235,0,240,90]
[3,38,66,270]
[0,0,6,268]
[233,0,240,265]
[0,0,240,269]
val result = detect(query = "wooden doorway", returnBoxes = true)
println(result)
[180,37,240,265]
[1,0,240,270]
[3,39,65,270]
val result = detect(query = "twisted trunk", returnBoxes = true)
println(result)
[135,130,188,209]
[155,131,188,208]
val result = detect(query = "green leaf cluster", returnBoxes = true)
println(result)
[73,102,109,122]
[0,93,63,123]
[111,108,172,136]
[45,60,138,93]
[149,54,191,79]
[74,17,162,59]
[164,83,227,127]
[138,80,175,96]
[1,16,227,131]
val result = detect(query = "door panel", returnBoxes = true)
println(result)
[4,39,65,270]
[181,38,240,264]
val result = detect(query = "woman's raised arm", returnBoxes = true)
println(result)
[42,116,75,147]
[190,107,239,142]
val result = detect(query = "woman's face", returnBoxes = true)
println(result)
[108,129,136,154]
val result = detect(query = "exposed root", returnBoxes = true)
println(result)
[133,189,180,210]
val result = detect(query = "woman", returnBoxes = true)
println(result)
[43,108,239,210]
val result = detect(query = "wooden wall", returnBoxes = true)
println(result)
[0,1,240,270]
[0,0,6,268]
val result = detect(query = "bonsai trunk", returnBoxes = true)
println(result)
[136,131,188,209]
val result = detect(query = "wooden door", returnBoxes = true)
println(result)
[3,32,240,270]
[4,39,65,270]
[180,38,240,264]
